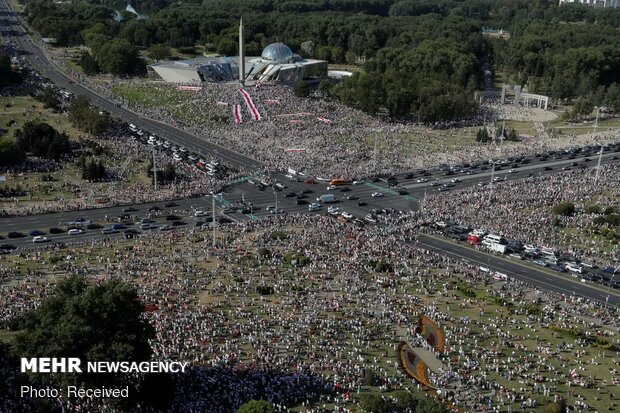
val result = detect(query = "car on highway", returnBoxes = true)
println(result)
[352,180,364,185]
[308,203,322,212]
[111,223,126,230]
[68,229,84,235]
[437,186,449,192]
[430,181,441,187]
[160,225,173,231]
[341,211,353,220]
[371,192,384,197]
[364,214,377,223]
[357,201,367,206]
[124,229,139,239]
[195,210,207,217]
[269,208,284,214]
[29,230,45,236]
[508,169,517,173]
[140,223,157,230]
[532,259,548,267]
[450,178,462,183]
[68,218,90,226]
[326,185,338,191]
[345,195,358,200]
[32,236,48,243]
[122,207,138,212]
[102,228,119,234]
[327,206,340,216]
[285,191,296,198]
[416,178,428,183]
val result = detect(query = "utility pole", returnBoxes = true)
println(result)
[489,121,504,190]
[211,193,216,247]
[594,107,603,186]
[373,134,378,174]
[152,147,158,191]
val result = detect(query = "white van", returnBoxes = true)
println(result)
[484,234,503,244]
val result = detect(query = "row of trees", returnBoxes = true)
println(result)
[68,96,110,135]
[20,0,620,119]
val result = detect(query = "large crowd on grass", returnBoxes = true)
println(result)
[1,211,619,412]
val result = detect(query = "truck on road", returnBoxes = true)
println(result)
[487,243,508,254]
[317,194,337,203]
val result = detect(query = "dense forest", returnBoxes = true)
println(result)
[20,0,620,121]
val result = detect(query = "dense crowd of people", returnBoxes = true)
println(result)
[1,213,618,412]
[420,163,620,270]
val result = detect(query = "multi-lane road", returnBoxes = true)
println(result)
[417,235,620,307]
[2,0,620,307]
[0,0,262,171]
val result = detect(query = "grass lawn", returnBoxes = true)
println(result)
[0,95,83,139]
[503,120,538,137]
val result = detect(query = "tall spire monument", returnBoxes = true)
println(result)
[238,17,245,85]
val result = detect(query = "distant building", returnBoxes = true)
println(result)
[148,19,327,84]
[558,0,620,8]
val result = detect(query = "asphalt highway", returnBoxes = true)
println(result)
[0,0,263,171]
[2,1,620,307]
[417,234,620,307]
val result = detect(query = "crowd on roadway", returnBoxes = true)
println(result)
[1,214,618,412]
[419,163,620,270]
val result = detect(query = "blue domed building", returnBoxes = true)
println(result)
[149,20,328,84]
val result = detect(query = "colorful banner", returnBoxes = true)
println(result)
[317,116,333,124]
[233,104,242,124]
[176,85,202,91]
[239,88,261,121]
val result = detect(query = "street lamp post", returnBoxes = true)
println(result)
[606,273,616,310]
[593,107,604,186]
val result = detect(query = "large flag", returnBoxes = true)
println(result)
[233,104,242,124]
[239,88,261,121]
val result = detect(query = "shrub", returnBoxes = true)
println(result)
[552,202,575,216]
[257,285,274,295]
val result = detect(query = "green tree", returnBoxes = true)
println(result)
[13,275,154,392]
[360,393,390,413]
[96,38,143,75]
[14,122,70,160]
[0,51,22,87]
[79,52,100,75]
[415,397,448,413]
[392,390,417,412]
[238,400,274,413]
[148,44,172,60]
[68,96,110,135]
[0,137,26,167]
[552,202,576,216]
[476,128,490,143]
[81,158,106,181]
[293,80,310,97]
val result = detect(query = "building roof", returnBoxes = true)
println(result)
[261,43,295,63]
